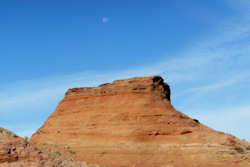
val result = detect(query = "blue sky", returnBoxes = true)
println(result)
[1,0,250,141]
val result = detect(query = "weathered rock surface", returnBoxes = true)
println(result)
[31,76,250,167]
[0,127,90,167]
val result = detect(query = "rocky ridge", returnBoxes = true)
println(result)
[0,127,99,167]
[28,76,250,167]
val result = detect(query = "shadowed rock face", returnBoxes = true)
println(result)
[31,76,250,167]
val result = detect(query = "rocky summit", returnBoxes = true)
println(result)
[30,76,250,167]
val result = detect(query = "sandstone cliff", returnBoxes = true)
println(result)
[30,76,250,167]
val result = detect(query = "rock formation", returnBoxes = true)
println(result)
[0,127,90,167]
[30,76,250,167]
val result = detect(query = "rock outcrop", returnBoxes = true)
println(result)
[31,76,250,167]
[0,127,91,167]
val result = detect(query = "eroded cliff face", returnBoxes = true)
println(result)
[30,76,250,167]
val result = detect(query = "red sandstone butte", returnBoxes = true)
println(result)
[31,76,250,167]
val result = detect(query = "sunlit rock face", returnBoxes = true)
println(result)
[31,76,250,167]
[0,128,88,167]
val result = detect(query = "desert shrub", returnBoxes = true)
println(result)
[55,151,62,156]
[246,145,250,150]
[234,147,244,153]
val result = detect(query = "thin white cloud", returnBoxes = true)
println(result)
[1,1,250,140]
[179,71,250,94]
[186,105,250,140]
[2,2,250,112]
